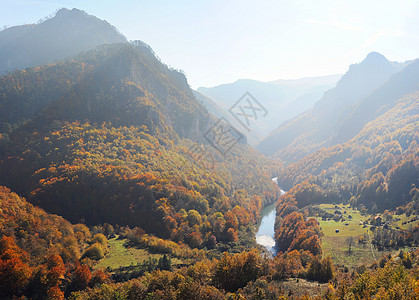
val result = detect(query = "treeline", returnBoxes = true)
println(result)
[0,186,89,263]
[71,248,336,299]
[325,250,419,299]
[269,186,330,287]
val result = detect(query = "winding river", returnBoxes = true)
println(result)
[255,177,286,254]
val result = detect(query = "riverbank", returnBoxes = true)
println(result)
[255,202,277,254]
[255,179,286,255]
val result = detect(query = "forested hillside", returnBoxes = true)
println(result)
[0,42,280,253]
[0,42,211,140]
[0,186,99,299]
[1,6,418,300]
[277,92,418,211]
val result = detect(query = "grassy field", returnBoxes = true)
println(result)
[314,204,414,268]
[393,213,419,230]
[94,236,183,271]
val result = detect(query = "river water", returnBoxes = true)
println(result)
[255,177,286,254]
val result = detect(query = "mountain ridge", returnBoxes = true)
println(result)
[197,74,341,145]
[0,8,127,74]
[256,52,410,161]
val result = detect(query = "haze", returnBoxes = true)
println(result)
[0,1,419,298]
[2,0,419,88]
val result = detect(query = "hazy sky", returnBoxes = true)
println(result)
[2,0,419,88]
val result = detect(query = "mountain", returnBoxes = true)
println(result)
[197,75,341,110]
[0,7,419,300]
[0,41,212,141]
[333,58,419,144]
[0,41,278,249]
[277,91,419,211]
[193,90,265,145]
[197,75,341,145]
[0,8,127,74]
[257,52,408,161]
[0,11,282,297]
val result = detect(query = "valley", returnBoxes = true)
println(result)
[0,5,418,300]
[255,180,286,255]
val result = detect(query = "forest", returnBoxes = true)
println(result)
[0,7,418,300]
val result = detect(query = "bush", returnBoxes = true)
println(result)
[92,233,108,247]
[82,243,105,260]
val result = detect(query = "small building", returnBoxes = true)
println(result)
[374,215,383,226]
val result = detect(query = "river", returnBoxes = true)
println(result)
[255,177,286,254]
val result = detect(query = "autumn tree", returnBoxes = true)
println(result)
[306,256,333,283]
[0,237,32,297]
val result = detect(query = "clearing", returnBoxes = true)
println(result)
[314,204,415,268]
[94,236,183,271]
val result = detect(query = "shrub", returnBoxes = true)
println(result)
[82,243,105,260]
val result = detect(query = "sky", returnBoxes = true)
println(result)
[2,0,419,88]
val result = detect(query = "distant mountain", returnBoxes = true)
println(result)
[197,74,340,145]
[333,58,419,144]
[193,90,227,123]
[193,90,265,145]
[257,52,410,161]
[0,8,127,74]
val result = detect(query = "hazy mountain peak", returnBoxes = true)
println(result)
[53,8,101,23]
[363,51,388,64]
[312,51,398,114]
[0,8,127,74]
[55,7,84,16]
[197,74,341,145]
[257,52,408,159]
[345,52,394,77]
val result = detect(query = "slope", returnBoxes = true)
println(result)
[257,52,405,161]
[0,186,90,264]
[0,42,279,252]
[334,58,419,144]
[278,92,418,211]
[197,75,340,145]
[0,8,126,74]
